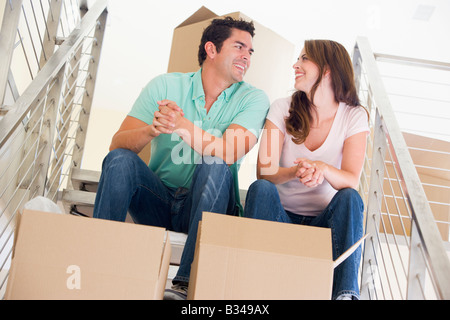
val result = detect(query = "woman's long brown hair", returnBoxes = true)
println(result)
[285,40,363,144]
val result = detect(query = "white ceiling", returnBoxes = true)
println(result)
[91,0,450,112]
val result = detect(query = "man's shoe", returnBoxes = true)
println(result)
[164,283,188,300]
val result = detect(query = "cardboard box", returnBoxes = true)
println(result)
[5,210,171,300]
[188,212,366,300]
[167,6,295,104]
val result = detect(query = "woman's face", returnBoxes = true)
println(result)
[292,48,320,94]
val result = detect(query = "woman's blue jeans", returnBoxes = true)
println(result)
[243,179,364,300]
[93,148,237,284]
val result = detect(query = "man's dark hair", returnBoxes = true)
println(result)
[198,16,255,66]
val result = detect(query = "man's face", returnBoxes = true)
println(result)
[214,28,254,84]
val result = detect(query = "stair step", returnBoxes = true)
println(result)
[71,168,101,192]
[70,168,248,204]
[63,189,96,206]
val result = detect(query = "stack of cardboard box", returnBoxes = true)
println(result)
[6,210,363,299]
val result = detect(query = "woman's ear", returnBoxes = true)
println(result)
[323,67,331,79]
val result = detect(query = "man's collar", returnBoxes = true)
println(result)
[192,68,241,102]
[192,69,204,101]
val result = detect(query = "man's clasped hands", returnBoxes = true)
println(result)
[152,100,185,135]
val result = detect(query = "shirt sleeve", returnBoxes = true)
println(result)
[345,106,370,140]
[266,97,290,134]
[127,75,167,125]
[230,89,270,138]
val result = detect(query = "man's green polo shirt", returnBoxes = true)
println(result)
[128,69,269,212]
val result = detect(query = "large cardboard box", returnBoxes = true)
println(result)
[188,212,366,300]
[5,210,171,300]
[167,6,295,104]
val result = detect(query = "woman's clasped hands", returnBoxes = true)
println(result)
[294,158,325,188]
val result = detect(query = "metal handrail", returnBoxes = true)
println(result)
[0,0,108,148]
[354,36,450,300]
[373,53,450,71]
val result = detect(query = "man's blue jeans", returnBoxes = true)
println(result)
[243,179,364,300]
[93,148,237,284]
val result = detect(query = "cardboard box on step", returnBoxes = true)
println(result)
[188,212,366,300]
[5,210,171,300]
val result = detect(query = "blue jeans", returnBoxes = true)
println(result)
[243,179,364,300]
[93,148,237,283]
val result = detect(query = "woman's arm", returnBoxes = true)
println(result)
[256,120,298,184]
[296,131,368,189]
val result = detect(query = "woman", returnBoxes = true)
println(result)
[244,40,369,300]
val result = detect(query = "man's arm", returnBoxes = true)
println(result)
[109,116,162,154]
[155,100,258,164]
[176,120,257,164]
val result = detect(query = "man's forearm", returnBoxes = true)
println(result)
[110,125,156,154]
[174,117,256,164]
[156,101,257,164]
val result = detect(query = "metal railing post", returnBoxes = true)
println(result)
[352,44,362,94]
[407,221,428,299]
[48,44,83,193]
[29,64,67,197]
[38,0,64,68]
[360,110,388,300]
[70,8,108,179]
[0,0,24,106]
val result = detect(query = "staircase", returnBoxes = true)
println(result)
[1,0,449,300]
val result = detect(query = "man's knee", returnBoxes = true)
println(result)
[248,179,276,197]
[194,156,231,180]
[103,148,141,170]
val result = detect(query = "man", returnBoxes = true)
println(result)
[93,17,269,300]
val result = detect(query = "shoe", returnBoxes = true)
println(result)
[164,282,188,300]
[336,293,353,300]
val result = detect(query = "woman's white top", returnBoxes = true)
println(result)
[266,96,370,216]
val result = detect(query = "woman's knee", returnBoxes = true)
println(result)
[336,188,363,206]
[244,179,287,222]
[245,179,278,210]
[333,188,364,221]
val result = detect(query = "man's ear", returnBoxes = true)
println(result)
[205,41,217,59]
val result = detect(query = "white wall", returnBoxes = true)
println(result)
[81,0,450,173]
